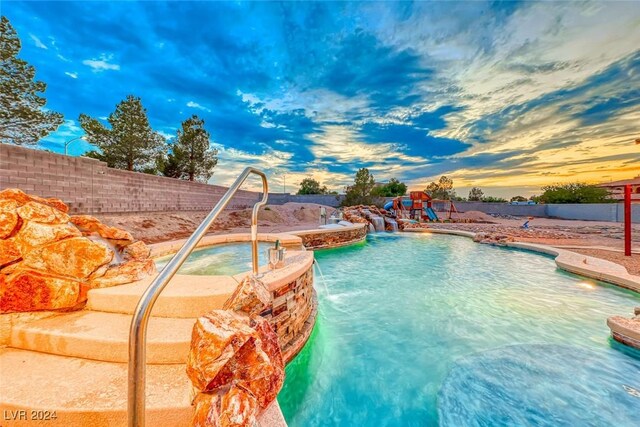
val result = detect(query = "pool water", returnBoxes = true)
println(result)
[155,242,271,276]
[278,233,640,426]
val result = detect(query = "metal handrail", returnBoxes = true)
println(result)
[127,167,269,427]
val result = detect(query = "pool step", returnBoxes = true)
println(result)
[0,348,285,427]
[87,274,238,318]
[10,311,194,364]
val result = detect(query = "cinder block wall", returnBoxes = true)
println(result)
[0,144,260,214]
[263,193,345,207]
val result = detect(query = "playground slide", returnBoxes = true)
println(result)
[384,200,413,211]
[425,207,439,221]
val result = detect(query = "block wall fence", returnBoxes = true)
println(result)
[452,201,639,223]
[263,193,345,207]
[0,144,260,214]
[1,144,636,222]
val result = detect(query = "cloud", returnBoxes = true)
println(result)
[186,101,211,112]
[5,0,640,195]
[29,33,47,49]
[64,71,78,79]
[82,54,120,72]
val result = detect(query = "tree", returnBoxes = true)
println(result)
[510,195,528,202]
[297,178,328,195]
[373,178,407,197]
[425,176,455,200]
[79,95,165,172]
[482,196,507,203]
[468,187,484,201]
[83,150,107,162]
[342,168,377,206]
[539,183,613,204]
[0,16,63,145]
[163,115,217,182]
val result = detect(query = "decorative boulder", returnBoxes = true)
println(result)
[187,281,284,427]
[187,310,260,392]
[123,240,151,260]
[70,215,134,243]
[0,239,21,268]
[0,189,156,313]
[16,201,69,224]
[192,386,259,427]
[0,269,81,312]
[20,237,113,280]
[0,188,69,213]
[222,276,270,317]
[0,211,19,239]
[89,258,156,288]
[13,221,82,253]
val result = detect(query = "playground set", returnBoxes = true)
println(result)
[383,191,458,222]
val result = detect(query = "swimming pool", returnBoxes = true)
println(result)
[278,233,640,426]
[155,242,271,276]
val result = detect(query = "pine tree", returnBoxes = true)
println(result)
[79,95,165,172]
[0,16,63,145]
[163,115,218,182]
[343,168,377,206]
[468,187,484,201]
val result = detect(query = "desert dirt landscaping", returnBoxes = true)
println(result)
[96,203,639,276]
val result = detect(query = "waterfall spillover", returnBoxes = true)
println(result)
[385,217,398,232]
[313,259,330,297]
[370,216,385,231]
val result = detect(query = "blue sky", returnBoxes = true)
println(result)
[4,1,640,197]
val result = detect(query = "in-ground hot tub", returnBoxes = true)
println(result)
[155,241,272,275]
[278,233,640,426]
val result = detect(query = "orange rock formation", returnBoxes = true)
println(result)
[187,278,284,427]
[0,189,156,313]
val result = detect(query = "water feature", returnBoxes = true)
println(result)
[313,259,331,297]
[155,242,270,276]
[370,216,385,231]
[87,234,123,264]
[278,233,640,426]
[384,217,398,232]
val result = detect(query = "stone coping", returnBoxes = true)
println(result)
[291,223,367,236]
[403,228,640,293]
[291,224,368,250]
[607,316,640,343]
[248,251,314,292]
[148,225,368,261]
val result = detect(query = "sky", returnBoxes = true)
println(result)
[3,0,640,198]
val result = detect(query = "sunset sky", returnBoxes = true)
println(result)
[4,1,640,197]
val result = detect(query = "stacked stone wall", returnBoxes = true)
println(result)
[262,266,314,360]
[296,225,367,249]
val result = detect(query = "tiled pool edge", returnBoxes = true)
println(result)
[403,228,640,293]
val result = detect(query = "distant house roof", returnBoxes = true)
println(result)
[598,175,640,188]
